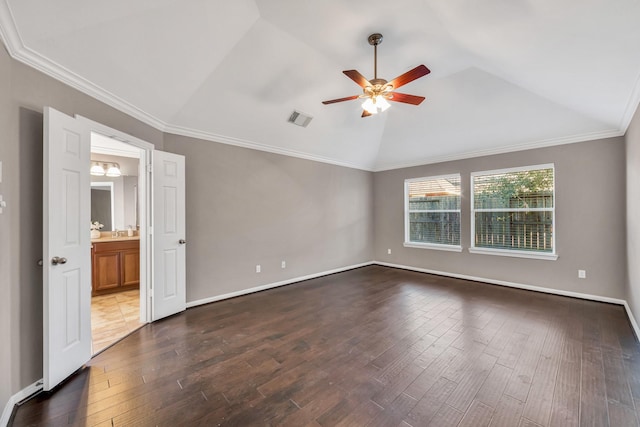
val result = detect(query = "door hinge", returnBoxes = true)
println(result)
[146,163,152,173]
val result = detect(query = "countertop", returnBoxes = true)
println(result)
[91,235,140,243]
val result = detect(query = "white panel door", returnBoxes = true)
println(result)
[152,150,186,320]
[43,107,91,391]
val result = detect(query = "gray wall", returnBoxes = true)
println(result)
[123,176,138,229]
[0,40,13,416]
[163,134,374,302]
[374,138,627,299]
[0,45,163,411]
[626,107,640,326]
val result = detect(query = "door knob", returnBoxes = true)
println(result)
[178,239,186,245]
[51,257,67,265]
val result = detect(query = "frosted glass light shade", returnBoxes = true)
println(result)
[376,96,391,112]
[362,96,391,115]
[362,98,378,115]
[90,162,105,176]
[105,164,121,177]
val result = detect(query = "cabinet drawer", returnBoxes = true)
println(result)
[93,240,139,253]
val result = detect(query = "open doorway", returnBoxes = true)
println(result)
[89,132,145,354]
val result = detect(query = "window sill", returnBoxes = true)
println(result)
[404,242,463,252]
[468,247,558,260]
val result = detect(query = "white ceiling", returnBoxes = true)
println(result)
[2,0,640,171]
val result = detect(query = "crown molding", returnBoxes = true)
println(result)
[372,128,624,172]
[619,69,640,132]
[0,4,375,172]
[0,1,19,55]
[0,1,167,131]
[163,124,373,171]
[15,46,168,131]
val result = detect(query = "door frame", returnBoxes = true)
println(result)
[78,115,153,323]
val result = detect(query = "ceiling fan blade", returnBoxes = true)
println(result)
[322,95,360,105]
[388,92,425,105]
[362,110,372,118]
[343,70,371,88]
[387,65,430,90]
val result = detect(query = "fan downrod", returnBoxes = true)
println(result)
[368,33,383,79]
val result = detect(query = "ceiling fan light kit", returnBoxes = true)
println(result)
[322,33,430,118]
[362,95,391,115]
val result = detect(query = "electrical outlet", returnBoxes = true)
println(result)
[256,264,261,273]
[578,269,586,279]
[281,261,286,269]
[387,249,391,255]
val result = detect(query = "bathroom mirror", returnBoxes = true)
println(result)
[91,175,138,232]
[91,182,114,231]
[90,140,140,232]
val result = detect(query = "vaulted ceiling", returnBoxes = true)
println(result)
[2,0,640,170]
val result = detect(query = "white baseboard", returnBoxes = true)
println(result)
[1,379,43,427]
[186,262,375,309]
[374,261,627,305]
[623,301,640,341]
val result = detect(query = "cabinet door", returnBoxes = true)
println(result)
[121,249,140,288]
[93,252,120,292]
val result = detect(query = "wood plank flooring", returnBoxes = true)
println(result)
[11,265,640,426]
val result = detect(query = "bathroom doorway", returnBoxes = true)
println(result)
[90,133,145,354]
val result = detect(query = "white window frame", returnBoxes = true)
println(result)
[469,163,558,260]
[404,173,462,252]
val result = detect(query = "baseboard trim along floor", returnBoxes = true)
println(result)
[1,379,43,427]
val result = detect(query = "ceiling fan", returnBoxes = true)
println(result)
[322,33,430,117]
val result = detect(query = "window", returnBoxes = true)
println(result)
[404,174,461,251]
[470,164,556,260]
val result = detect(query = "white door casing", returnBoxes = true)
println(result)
[43,107,92,391]
[151,150,186,321]
[43,109,187,389]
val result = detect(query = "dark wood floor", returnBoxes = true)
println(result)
[12,265,640,426]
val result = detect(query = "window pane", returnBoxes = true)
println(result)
[473,168,554,209]
[408,177,461,211]
[474,211,553,252]
[409,212,461,245]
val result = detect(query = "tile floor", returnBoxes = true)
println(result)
[91,289,145,354]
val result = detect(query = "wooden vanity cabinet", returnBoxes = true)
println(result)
[91,240,140,296]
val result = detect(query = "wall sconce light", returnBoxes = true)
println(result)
[90,161,121,177]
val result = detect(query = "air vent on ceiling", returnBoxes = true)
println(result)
[287,110,313,128]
